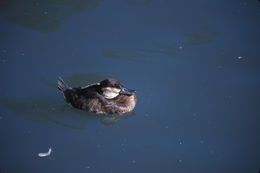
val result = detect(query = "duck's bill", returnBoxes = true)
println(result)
[120,86,136,96]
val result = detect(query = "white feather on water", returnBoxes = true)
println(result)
[38,148,52,157]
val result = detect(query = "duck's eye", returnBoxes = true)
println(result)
[114,84,120,89]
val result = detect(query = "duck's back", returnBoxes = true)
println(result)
[63,84,105,113]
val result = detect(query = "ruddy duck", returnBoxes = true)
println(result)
[58,77,137,114]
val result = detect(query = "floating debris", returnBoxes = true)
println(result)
[237,56,243,59]
[38,148,52,157]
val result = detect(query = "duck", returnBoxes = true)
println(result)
[57,77,138,114]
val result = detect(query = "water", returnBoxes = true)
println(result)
[0,0,260,172]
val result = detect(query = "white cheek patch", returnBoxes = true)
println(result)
[103,87,120,99]
[103,92,119,99]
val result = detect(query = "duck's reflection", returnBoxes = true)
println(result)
[0,72,135,129]
[0,0,101,32]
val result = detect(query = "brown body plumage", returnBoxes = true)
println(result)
[58,78,138,114]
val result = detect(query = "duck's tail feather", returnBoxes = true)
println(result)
[57,77,71,92]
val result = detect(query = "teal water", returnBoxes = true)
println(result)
[0,0,260,172]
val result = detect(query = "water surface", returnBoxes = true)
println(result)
[0,0,260,173]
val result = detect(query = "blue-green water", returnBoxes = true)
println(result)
[0,0,260,172]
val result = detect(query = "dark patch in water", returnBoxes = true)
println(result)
[103,26,216,62]
[125,0,152,6]
[103,48,156,60]
[0,71,135,128]
[0,0,101,32]
[103,45,177,61]
[185,26,217,45]
[0,97,135,129]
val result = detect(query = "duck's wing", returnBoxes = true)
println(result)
[80,83,100,89]
[74,83,100,96]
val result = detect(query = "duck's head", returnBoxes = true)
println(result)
[100,78,136,99]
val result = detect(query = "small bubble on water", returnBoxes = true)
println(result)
[237,56,243,59]
[210,150,215,155]
[228,95,232,99]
